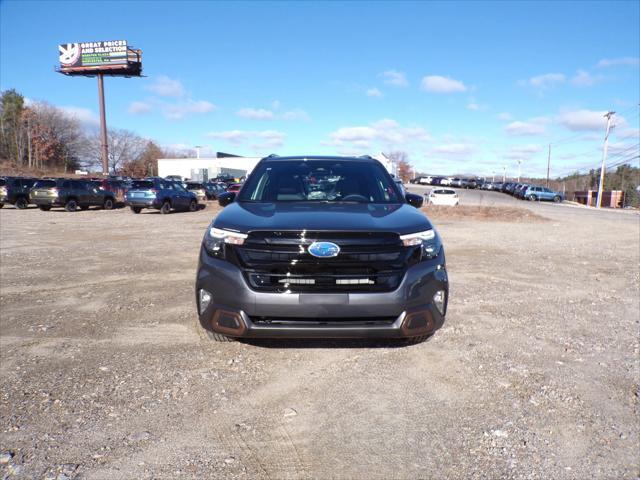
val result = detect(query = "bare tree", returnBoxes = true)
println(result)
[385,151,413,182]
[86,128,147,174]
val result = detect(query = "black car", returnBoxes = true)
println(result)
[195,155,448,343]
[125,178,198,214]
[30,179,117,211]
[0,176,37,209]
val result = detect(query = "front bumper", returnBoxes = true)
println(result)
[31,197,63,206]
[195,247,448,339]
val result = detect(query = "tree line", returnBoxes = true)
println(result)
[0,89,190,177]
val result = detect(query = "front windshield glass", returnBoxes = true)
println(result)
[238,160,402,203]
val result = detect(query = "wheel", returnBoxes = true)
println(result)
[15,197,28,209]
[528,195,537,201]
[0,203,4,209]
[38,205,51,211]
[553,196,561,203]
[160,201,171,214]
[103,198,114,210]
[65,199,78,212]
[188,199,197,212]
[131,206,142,214]
[80,205,89,211]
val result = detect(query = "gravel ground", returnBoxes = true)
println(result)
[0,194,638,480]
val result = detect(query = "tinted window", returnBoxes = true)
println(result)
[238,160,401,203]
[34,180,57,188]
[433,190,455,195]
[187,183,204,189]
[131,181,154,189]
[0,179,5,186]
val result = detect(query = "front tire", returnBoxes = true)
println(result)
[103,198,114,210]
[553,196,561,203]
[188,199,197,212]
[38,205,51,211]
[15,197,28,209]
[528,195,537,201]
[131,206,142,214]
[160,201,171,214]
[65,199,78,212]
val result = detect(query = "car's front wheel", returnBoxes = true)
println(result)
[188,199,197,212]
[131,206,142,214]
[15,197,29,209]
[553,195,561,203]
[103,198,114,210]
[65,199,78,212]
[528,195,537,201]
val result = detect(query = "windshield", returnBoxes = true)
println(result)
[238,160,402,203]
[131,180,154,189]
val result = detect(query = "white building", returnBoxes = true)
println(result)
[157,156,262,181]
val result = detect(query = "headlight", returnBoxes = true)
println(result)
[400,229,441,260]
[400,229,435,246]
[204,227,247,256]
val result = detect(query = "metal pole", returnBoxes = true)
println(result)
[517,159,522,182]
[502,165,506,183]
[596,111,615,208]
[546,144,551,187]
[97,74,109,174]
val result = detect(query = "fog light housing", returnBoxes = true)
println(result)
[433,290,446,315]
[199,289,212,314]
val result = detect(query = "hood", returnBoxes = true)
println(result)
[214,202,432,235]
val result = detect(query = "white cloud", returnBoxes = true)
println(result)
[432,143,475,156]
[379,70,408,87]
[145,75,185,97]
[503,144,543,160]
[366,88,383,98]
[526,73,565,89]
[235,106,309,121]
[421,75,467,93]
[616,127,640,139]
[557,109,609,131]
[571,70,601,87]
[596,57,640,68]
[128,101,152,115]
[325,119,431,151]
[59,106,100,126]
[466,102,481,111]
[205,129,285,150]
[504,117,549,136]
[237,108,275,120]
[164,100,216,120]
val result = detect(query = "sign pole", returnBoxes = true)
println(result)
[97,73,109,175]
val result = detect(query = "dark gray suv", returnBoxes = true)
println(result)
[195,156,448,343]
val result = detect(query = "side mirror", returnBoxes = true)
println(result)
[218,192,236,207]
[405,193,423,208]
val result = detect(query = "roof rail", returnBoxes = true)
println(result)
[266,153,279,158]
[359,155,373,159]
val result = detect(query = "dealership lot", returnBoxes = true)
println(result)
[1,195,638,479]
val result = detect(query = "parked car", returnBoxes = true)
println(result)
[514,184,530,199]
[125,178,198,214]
[92,178,128,204]
[185,182,207,202]
[0,176,37,209]
[227,183,243,194]
[30,178,116,211]
[196,155,447,343]
[164,175,183,183]
[440,178,452,186]
[523,185,564,202]
[426,188,459,206]
[203,182,224,200]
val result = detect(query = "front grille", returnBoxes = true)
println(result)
[231,231,420,293]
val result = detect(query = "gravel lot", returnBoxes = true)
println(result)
[1,193,639,479]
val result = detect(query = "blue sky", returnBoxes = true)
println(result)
[1,0,639,177]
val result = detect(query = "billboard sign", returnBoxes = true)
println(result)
[59,40,128,69]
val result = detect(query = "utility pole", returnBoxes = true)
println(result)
[194,145,202,159]
[492,171,495,182]
[596,111,615,208]
[517,159,522,182]
[97,74,109,175]
[546,144,551,187]
[502,165,507,183]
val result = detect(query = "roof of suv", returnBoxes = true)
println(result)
[260,155,380,163]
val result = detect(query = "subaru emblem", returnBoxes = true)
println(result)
[308,241,340,258]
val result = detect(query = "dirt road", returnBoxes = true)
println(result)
[1,201,638,479]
